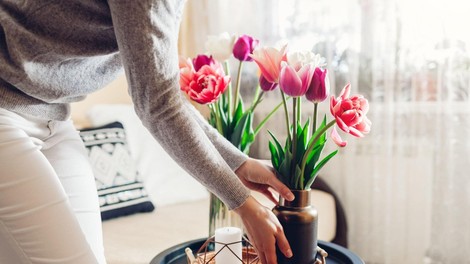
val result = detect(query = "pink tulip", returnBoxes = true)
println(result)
[180,61,230,104]
[179,57,195,93]
[279,62,315,97]
[251,45,288,83]
[330,84,371,137]
[233,35,259,62]
[193,54,215,72]
[179,56,194,70]
[330,126,347,147]
[306,67,329,103]
[259,75,278,91]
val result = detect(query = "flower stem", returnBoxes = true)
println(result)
[250,85,262,112]
[213,103,224,134]
[297,97,302,124]
[280,90,292,143]
[224,61,232,121]
[312,103,318,133]
[232,61,244,114]
[253,98,285,136]
[291,97,298,176]
[299,120,336,189]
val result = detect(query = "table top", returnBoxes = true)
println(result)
[150,238,364,264]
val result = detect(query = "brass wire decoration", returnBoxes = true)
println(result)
[185,236,328,264]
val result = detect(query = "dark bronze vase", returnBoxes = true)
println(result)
[273,189,318,264]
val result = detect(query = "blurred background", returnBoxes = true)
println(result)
[178,0,470,263]
[73,0,470,263]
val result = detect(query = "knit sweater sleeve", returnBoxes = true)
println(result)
[107,0,250,209]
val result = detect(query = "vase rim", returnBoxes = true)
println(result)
[279,189,311,208]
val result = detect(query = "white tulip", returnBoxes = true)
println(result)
[287,50,324,70]
[205,32,237,61]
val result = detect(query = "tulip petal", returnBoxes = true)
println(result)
[348,126,365,137]
[335,117,350,133]
[259,75,278,91]
[339,83,351,99]
[341,110,361,126]
[298,64,315,95]
[330,96,337,115]
[280,63,302,96]
[331,126,347,147]
[355,116,372,134]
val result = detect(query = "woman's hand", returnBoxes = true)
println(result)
[235,158,294,203]
[234,196,293,264]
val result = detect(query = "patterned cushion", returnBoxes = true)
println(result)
[79,121,155,220]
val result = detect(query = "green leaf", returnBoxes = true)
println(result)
[268,141,280,170]
[296,120,310,164]
[240,112,254,153]
[278,150,292,188]
[268,131,285,162]
[305,150,338,189]
[308,116,325,143]
[292,164,302,189]
[304,143,324,178]
[231,100,244,129]
[230,112,250,151]
[216,100,229,136]
[303,116,327,175]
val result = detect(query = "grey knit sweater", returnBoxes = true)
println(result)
[0,0,250,209]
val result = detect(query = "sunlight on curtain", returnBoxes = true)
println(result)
[179,0,470,263]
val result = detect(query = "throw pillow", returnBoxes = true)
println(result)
[79,121,155,220]
[86,104,208,207]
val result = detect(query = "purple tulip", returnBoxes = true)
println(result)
[193,54,215,72]
[259,75,278,91]
[279,62,315,97]
[233,35,259,62]
[306,67,329,103]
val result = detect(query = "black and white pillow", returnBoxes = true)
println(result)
[79,121,155,220]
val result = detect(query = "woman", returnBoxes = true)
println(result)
[0,1,294,263]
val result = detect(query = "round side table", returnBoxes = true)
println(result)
[150,238,364,264]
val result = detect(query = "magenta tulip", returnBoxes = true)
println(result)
[279,62,315,97]
[193,54,215,72]
[233,35,259,61]
[330,84,371,137]
[259,75,278,91]
[306,67,329,103]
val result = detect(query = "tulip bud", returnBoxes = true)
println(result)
[287,50,322,71]
[259,75,278,91]
[193,55,215,72]
[306,67,329,103]
[279,62,314,97]
[233,35,259,62]
[205,32,237,61]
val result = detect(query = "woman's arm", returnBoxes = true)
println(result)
[107,0,249,209]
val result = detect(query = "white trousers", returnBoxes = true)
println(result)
[0,108,105,264]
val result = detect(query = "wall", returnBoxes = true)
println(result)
[70,74,132,128]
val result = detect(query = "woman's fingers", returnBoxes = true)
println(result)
[259,188,278,204]
[267,175,295,201]
[235,196,292,264]
[275,225,293,258]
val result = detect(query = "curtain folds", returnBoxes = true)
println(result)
[179,1,470,263]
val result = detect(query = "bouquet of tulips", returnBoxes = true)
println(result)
[179,33,283,154]
[250,45,372,190]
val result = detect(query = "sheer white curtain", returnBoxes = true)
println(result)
[180,0,470,263]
